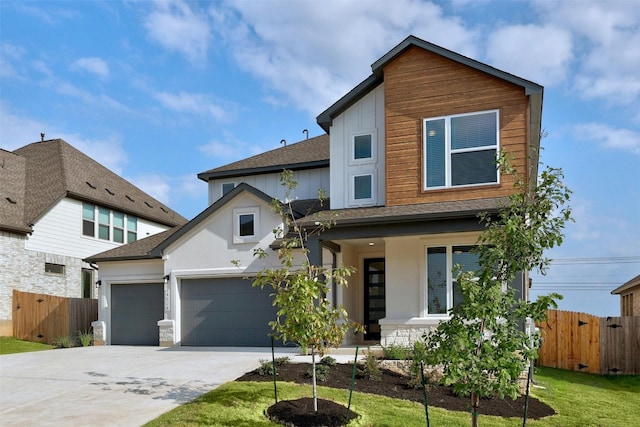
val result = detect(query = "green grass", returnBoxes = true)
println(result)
[145,367,640,427]
[0,336,54,355]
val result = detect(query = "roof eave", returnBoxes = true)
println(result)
[197,160,329,182]
[316,74,382,134]
[84,254,162,263]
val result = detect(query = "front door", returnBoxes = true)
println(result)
[364,258,385,340]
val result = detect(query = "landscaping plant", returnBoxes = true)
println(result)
[424,157,572,427]
[250,170,362,412]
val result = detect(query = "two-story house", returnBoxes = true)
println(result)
[87,35,543,347]
[0,138,187,336]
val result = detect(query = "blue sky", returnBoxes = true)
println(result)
[1,0,638,317]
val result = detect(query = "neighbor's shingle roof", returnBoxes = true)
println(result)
[0,149,31,233]
[2,139,187,234]
[611,274,640,295]
[85,227,181,262]
[198,134,329,181]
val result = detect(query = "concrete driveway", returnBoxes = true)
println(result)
[0,345,299,426]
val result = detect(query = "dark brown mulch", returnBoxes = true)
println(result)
[238,362,556,424]
[266,397,359,427]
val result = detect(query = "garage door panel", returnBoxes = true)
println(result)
[181,278,278,346]
[111,284,163,346]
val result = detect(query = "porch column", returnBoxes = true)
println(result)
[306,235,322,267]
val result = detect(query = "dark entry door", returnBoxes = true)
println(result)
[364,258,385,340]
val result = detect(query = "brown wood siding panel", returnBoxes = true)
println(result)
[384,46,531,207]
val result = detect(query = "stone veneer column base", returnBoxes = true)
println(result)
[158,319,175,347]
[92,320,106,346]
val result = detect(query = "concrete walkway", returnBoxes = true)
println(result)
[0,345,323,426]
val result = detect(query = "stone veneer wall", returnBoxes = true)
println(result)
[380,322,439,347]
[0,230,85,335]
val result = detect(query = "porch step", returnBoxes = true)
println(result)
[326,344,384,357]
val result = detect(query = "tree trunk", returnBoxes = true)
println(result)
[312,347,318,411]
[471,392,479,427]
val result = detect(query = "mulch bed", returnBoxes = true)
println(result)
[238,362,556,426]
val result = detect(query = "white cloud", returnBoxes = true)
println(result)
[198,131,266,163]
[0,102,128,174]
[127,174,171,205]
[144,0,210,64]
[534,0,640,104]
[71,57,109,79]
[152,91,231,121]
[212,0,479,115]
[573,122,640,156]
[485,24,573,86]
[13,3,79,25]
[0,42,27,80]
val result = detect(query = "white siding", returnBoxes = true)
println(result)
[25,198,171,259]
[329,84,385,209]
[207,168,330,205]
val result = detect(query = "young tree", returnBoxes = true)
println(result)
[251,170,361,411]
[424,159,572,427]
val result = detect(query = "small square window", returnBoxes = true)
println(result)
[222,182,235,196]
[239,213,255,237]
[354,134,372,160]
[233,207,260,244]
[354,175,372,200]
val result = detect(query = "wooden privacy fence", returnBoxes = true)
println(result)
[537,309,640,375]
[13,290,98,345]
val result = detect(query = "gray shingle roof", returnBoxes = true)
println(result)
[85,227,180,262]
[298,197,509,227]
[198,134,329,181]
[2,139,187,234]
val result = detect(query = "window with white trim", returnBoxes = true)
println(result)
[424,110,499,190]
[351,174,374,204]
[426,245,479,315]
[233,207,260,244]
[82,203,137,243]
[352,133,374,162]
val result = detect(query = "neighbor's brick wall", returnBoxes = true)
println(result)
[0,230,85,334]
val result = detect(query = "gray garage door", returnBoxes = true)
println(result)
[181,277,278,346]
[111,283,163,345]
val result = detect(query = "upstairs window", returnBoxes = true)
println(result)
[353,134,373,161]
[424,110,499,190]
[222,182,235,196]
[233,207,259,244]
[82,203,95,237]
[113,212,125,243]
[98,207,110,240]
[426,245,479,315]
[82,203,137,244]
[127,216,137,243]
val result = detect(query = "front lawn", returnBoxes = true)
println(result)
[0,336,54,355]
[145,367,640,426]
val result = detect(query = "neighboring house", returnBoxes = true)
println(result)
[0,138,187,336]
[611,274,640,316]
[87,35,543,347]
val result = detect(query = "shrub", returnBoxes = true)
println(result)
[383,344,411,360]
[306,363,331,382]
[257,357,290,376]
[358,348,381,381]
[54,335,75,348]
[320,356,337,366]
[77,330,93,347]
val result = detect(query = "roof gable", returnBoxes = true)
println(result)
[611,274,640,295]
[198,134,329,181]
[12,139,186,227]
[317,34,543,133]
[150,183,274,256]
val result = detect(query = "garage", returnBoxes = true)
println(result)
[111,283,164,345]
[181,277,278,346]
